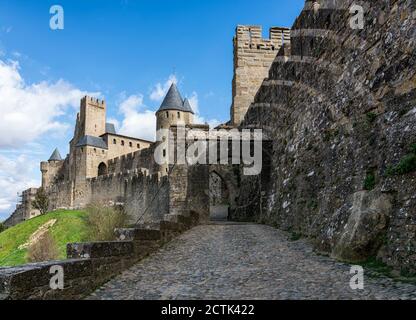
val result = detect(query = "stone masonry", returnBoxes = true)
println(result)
[232,0,416,275]
[231,25,290,126]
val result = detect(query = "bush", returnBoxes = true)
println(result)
[0,222,5,233]
[366,112,378,124]
[27,231,59,263]
[395,154,416,175]
[364,172,376,191]
[86,204,130,241]
[32,187,49,215]
[385,144,416,176]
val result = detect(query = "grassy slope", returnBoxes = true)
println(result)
[0,210,88,267]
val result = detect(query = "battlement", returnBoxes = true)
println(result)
[81,96,106,108]
[235,25,290,51]
[231,25,291,126]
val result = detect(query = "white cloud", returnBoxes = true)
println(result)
[187,91,199,114]
[186,92,221,129]
[117,93,156,141]
[0,59,99,148]
[0,154,39,220]
[149,74,177,102]
[0,59,100,220]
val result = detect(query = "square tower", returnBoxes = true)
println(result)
[79,96,107,137]
[231,25,290,126]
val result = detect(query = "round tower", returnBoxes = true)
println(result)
[156,83,194,130]
[155,83,195,175]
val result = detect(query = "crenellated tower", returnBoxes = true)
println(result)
[231,25,290,126]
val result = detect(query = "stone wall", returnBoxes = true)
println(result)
[231,25,290,125]
[232,0,416,274]
[0,212,201,300]
[3,188,40,228]
[102,134,152,161]
[46,170,169,224]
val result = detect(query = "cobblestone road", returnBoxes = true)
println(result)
[89,222,416,300]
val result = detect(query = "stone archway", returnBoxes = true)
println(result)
[209,166,239,221]
[98,162,108,176]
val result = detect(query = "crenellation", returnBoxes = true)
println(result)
[231,25,291,126]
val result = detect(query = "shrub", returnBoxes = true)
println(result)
[366,112,378,124]
[364,172,376,191]
[32,187,49,215]
[27,231,59,263]
[86,204,130,241]
[290,232,302,242]
[385,144,416,176]
[395,154,416,175]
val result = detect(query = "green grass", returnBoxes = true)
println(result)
[359,257,416,284]
[0,210,88,267]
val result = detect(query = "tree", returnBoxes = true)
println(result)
[0,222,5,233]
[32,188,50,215]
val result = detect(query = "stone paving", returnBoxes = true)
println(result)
[88,222,416,300]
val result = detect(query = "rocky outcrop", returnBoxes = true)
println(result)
[331,191,391,262]
[232,0,416,274]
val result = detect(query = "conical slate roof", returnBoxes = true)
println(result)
[157,83,194,114]
[49,148,62,161]
[183,98,195,114]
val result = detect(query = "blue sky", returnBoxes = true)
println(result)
[0,0,304,221]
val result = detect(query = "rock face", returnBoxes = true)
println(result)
[331,191,391,262]
[232,0,416,274]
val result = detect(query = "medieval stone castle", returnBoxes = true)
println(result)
[4,25,290,227]
[2,1,416,298]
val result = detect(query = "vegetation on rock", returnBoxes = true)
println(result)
[386,144,416,176]
[363,171,376,191]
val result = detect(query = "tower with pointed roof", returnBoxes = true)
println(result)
[156,83,194,130]
[41,148,65,188]
[155,83,195,175]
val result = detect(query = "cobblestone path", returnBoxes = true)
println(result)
[89,223,416,300]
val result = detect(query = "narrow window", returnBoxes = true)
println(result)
[113,139,117,144]
[129,142,133,147]
[137,144,140,149]
[121,140,125,146]
[163,149,166,157]
[166,111,169,118]
[177,112,181,119]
